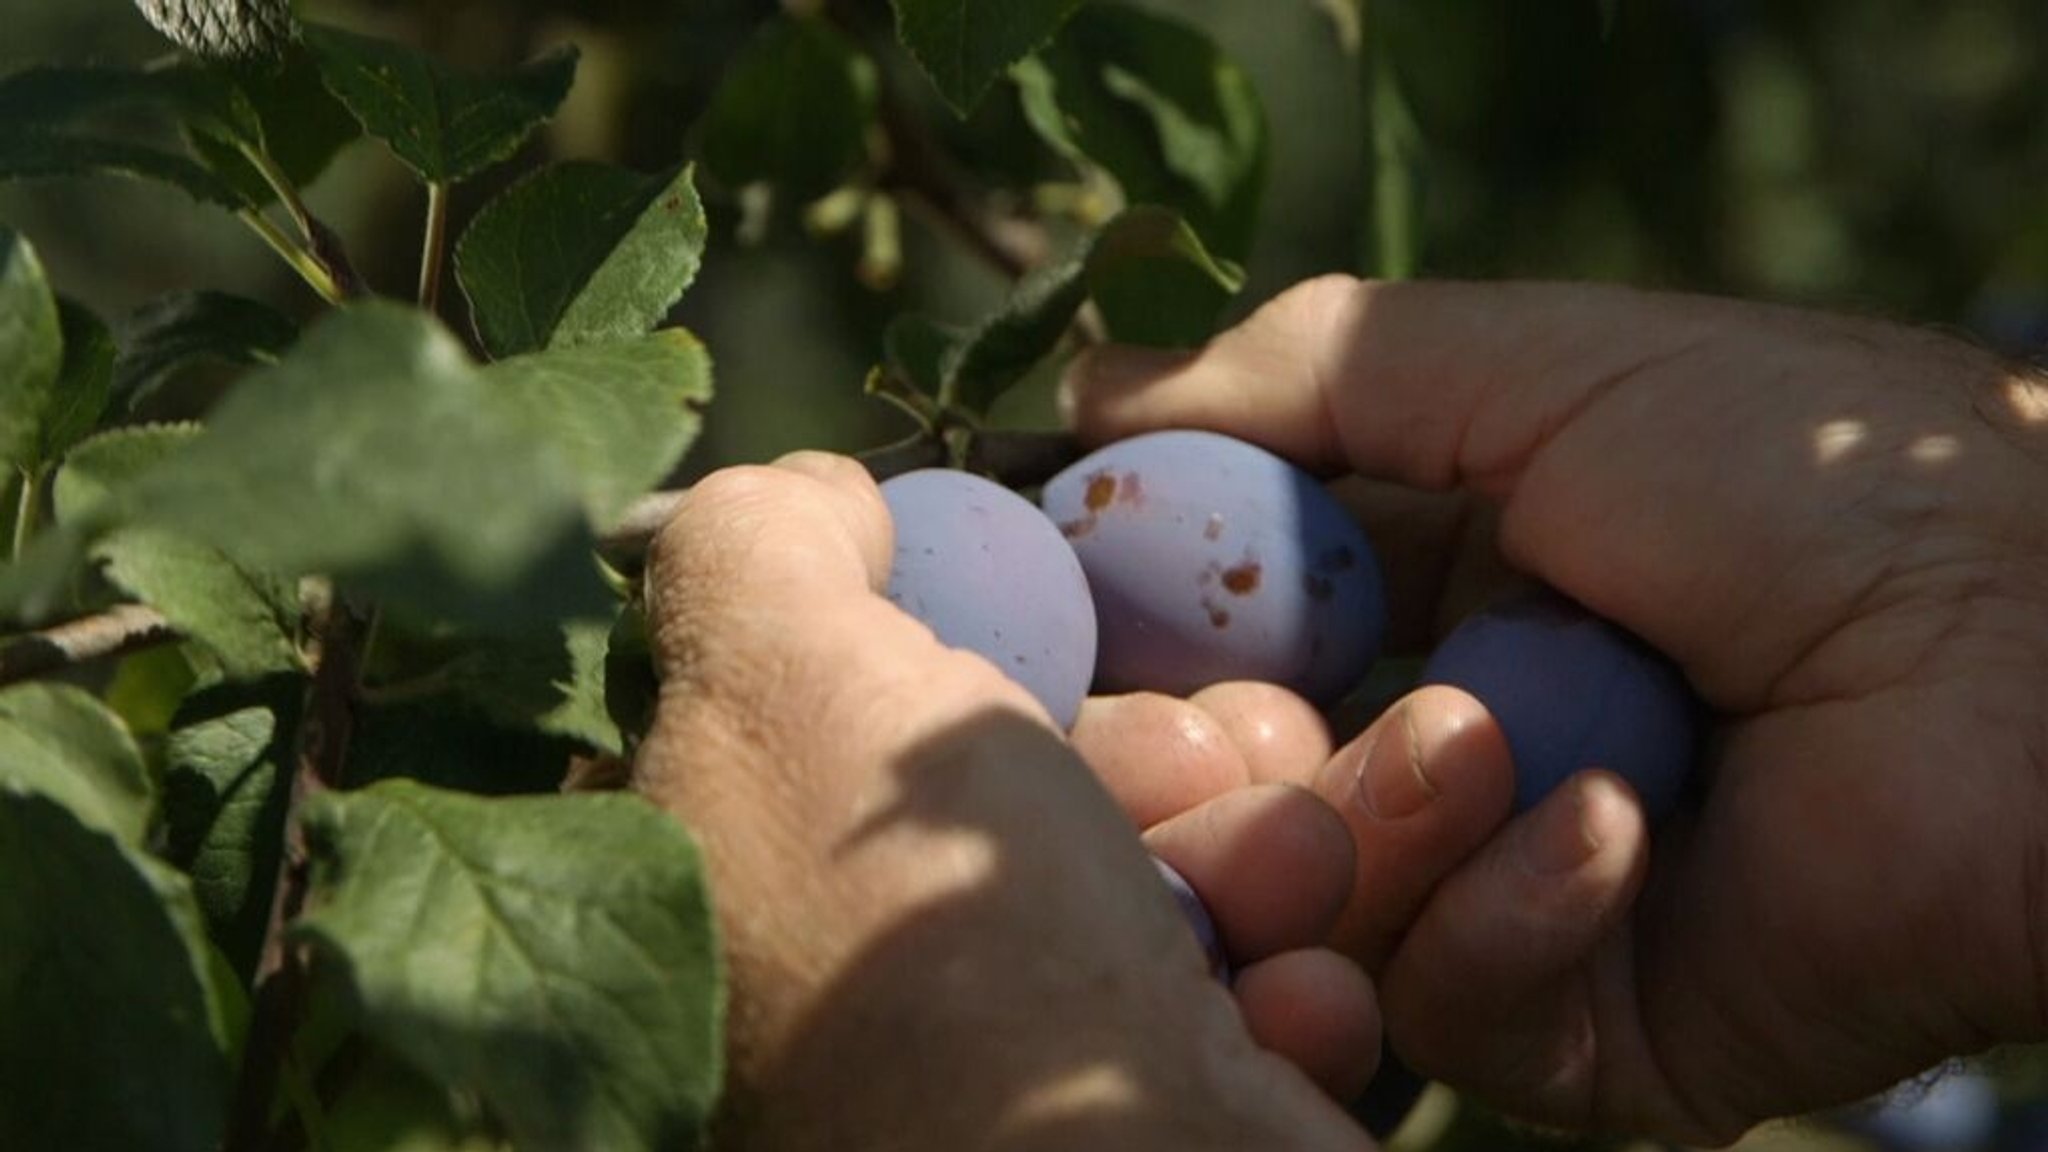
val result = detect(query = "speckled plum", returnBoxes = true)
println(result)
[1041,430,1386,703]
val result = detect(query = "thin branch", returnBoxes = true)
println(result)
[874,84,1046,280]
[237,141,318,247]
[0,603,177,684]
[225,583,371,1152]
[417,182,450,313]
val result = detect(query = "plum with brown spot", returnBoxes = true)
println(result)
[1042,430,1387,703]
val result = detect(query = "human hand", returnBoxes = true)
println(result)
[1065,277,2048,1143]
[632,452,1376,1151]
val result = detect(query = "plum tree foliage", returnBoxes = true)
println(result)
[0,0,1272,1146]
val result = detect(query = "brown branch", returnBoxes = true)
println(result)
[224,585,371,1152]
[0,603,177,684]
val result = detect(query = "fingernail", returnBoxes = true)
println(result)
[1518,778,1602,876]
[1357,702,1437,820]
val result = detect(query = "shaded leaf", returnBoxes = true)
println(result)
[456,163,707,359]
[328,1050,508,1152]
[939,205,1240,411]
[0,793,234,1152]
[1019,3,1267,261]
[350,700,579,796]
[484,330,712,524]
[185,46,363,207]
[881,312,962,396]
[602,601,656,747]
[938,241,1089,413]
[0,65,249,206]
[697,16,877,201]
[112,290,297,413]
[0,129,244,205]
[0,522,101,627]
[297,781,724,1152]
[1083,204,1242,347]
[305,23,576,183]
[133,0,297,61]
[0,682,153,847]
[892,0,1085,114]
[134,303,608,632]
[445,617,621,755]
[42,300,114,467]
[163,679,297,982]
[0,229,63,473]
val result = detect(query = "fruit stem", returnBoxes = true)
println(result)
[417,182,450,313]
[239,210,345,306]
[11,468,39,561]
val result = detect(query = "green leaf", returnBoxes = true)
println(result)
[892,0,1086,115]
[484,330,712,524]
[163,679,296,982]
[0,229,63,473]
[296,781,724,1152]
[0,792,233,1152]
[133,0,297,61]
[0,682,154,847]
[1019,3,1268,261]
[939,241,1090,413]
[97,526,303,678]
[602,601,656,747]
[0,65,250,206]
[1083,204,1242,347]
[55,423,202,526]
[348,701,578,796]
[304,22,577,184]
[327,1050,507,1152]
[456,163,707,359]
[444,617,622,755]
[42,300,115,467]
[697,15,877,201]
[112,290,298,413]
[938,205,1240,411]
[881,312,962,396]
[0,129,245,205]
[60,427,304,676]
[0,522,100,626]
[134,303,608,631]
[184,47,363,207]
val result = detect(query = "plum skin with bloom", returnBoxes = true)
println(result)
[1041,430,1389,705]
[1421,587,1702,820]
[879,469,1099,731]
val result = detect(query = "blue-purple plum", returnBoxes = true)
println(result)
[1841,1069,2001,1152]
[1421,587,1701,820]
[1153,856,1229,982]
[1041,430,1386,704]
[880,469,1097,730]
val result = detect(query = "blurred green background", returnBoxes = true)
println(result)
[5,1,2047,1149]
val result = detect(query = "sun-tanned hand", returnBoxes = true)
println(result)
[1066,276,2048,1144]
[633,451,1378,1151]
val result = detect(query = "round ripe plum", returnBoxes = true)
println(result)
[1841,1069,2001,1152]
[1041,430,1387,704]
[880,469,1097,731]
[1421,587,1700,820]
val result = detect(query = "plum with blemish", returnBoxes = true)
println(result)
[1042,430,1386,703]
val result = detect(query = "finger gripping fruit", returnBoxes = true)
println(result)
[1421,587,1701,820]
[879,469,1098,730]
[1041,430,1388,704]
